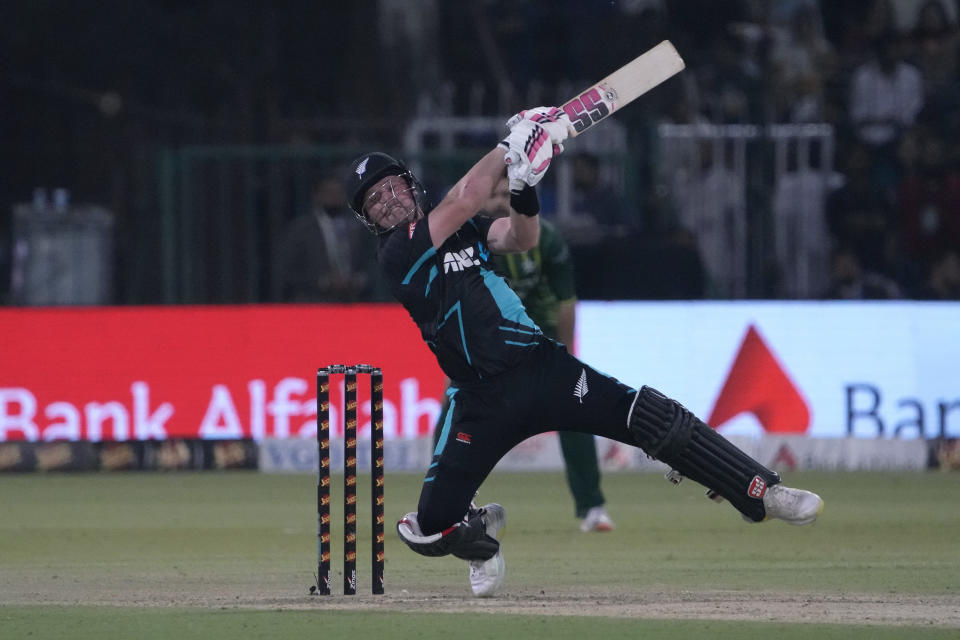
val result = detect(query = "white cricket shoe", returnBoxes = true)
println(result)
[468,503,506,597]
[579,505,615,533]
[762,484,824,525]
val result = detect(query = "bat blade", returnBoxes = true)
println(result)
[562,40,685,137]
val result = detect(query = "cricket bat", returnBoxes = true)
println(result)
[561,40,685,137]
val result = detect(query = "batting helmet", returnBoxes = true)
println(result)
[345,152,428,233]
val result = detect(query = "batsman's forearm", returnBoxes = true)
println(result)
[506,212,540,251]
[430,148,510,248]
[450,148,507,208]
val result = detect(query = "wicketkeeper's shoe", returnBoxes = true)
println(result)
[468,503,506,597]
[761,484,824,525]
[579,505,615,533]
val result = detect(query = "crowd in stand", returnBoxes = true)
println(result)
[436,0,960,300]
[671,0,960,299]
[5,1,959,303]
[818,0,960,300]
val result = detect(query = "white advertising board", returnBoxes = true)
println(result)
[577,301,960,439]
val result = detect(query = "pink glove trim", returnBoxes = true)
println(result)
[524,125,550,163]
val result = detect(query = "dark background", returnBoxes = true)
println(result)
[3,0,959,303]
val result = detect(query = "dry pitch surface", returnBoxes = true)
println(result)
[4,573,958,627]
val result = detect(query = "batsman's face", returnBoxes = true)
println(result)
[362,175,418,230]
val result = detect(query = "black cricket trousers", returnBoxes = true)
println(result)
[417,338,638,533]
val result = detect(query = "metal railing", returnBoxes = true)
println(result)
[157,145,366,304]
[656,123,834,298]
[155,123,834,304]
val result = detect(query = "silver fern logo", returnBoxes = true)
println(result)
[573,369,589,403]
[355,157,370,176]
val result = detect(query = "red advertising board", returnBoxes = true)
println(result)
[0,305,446,441]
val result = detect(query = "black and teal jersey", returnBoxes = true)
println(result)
[377,214,542,384]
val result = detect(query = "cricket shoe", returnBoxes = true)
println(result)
[761,484,824,525]
[468,503,506,597]
[579,505,615,533]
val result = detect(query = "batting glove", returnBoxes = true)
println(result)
[506,106,570,154]
[499,120,555,191]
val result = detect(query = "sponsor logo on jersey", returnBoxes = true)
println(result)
[455,431,472,444]
[443,247,481,273]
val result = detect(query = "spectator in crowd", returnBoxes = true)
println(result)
[769,2,837,122]
[826,0,897,70]
[571,153,627,229]
[904,0,960,145]
[822,245,903,299]
[658,74,710,126]
[697,31,765,124]
[771,138,833,298]
[895,123,960,262]
[827,142,898,275]
[913,249,960,299]
[275,175,380,302]
[848,31,924,155]
[668,137,748,297]
[906,0,960,93]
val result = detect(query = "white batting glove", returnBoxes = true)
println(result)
[505,106,571,154]
[499,120,555,191]
[506,163,528,192]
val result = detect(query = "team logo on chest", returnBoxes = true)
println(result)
[443,246,481,273]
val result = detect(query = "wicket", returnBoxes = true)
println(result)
[312,364,385,596]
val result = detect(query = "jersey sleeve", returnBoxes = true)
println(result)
[540,221,576,301]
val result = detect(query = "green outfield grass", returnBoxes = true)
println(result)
[1,470,958,638]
